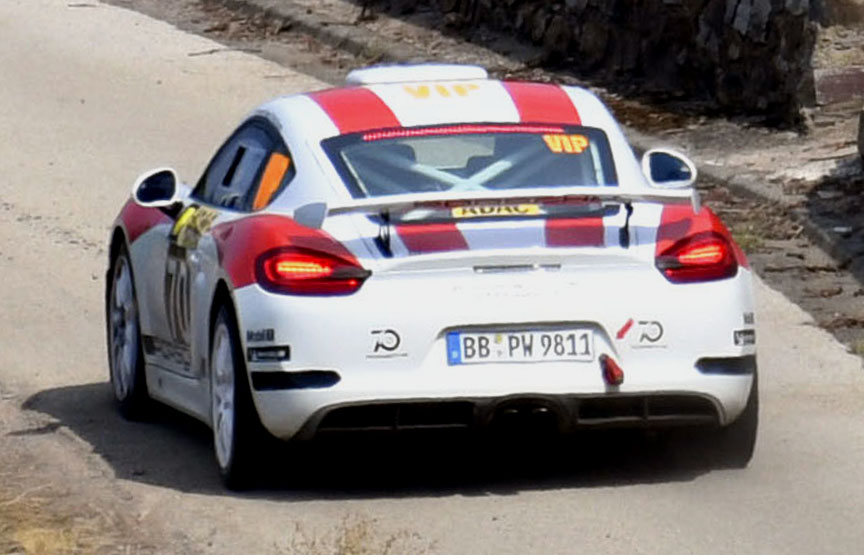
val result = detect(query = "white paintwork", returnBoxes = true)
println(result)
[346,63,489,85]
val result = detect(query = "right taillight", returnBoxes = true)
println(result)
[255,247,371,295]
[655,231,738,283]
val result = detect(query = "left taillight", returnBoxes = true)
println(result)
[655,231,738,283]
[255,247,371,295]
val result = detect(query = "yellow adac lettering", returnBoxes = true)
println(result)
[451,204,543,219]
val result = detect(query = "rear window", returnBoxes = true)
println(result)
[322,124,617,198]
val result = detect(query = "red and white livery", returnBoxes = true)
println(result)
[105,64,757,488]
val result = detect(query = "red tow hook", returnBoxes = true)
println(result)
[599,354,624,386]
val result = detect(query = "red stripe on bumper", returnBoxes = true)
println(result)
[545,217,605,247]
[395,222,469,254]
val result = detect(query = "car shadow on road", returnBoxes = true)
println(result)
[23,382,722,500]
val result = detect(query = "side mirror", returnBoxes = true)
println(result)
[132,168,187,208]
[641,149,697,189]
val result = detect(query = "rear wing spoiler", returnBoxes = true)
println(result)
[293,186,700,229]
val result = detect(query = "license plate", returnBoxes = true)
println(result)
[446,329,594,365]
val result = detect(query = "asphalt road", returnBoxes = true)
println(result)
[2,1,864,553]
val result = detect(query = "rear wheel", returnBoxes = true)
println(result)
[210,304,267,489]
[107,246,150,420]
[701,372,759,469]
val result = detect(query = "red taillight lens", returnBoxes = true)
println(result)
[256,247,371,295]
[656,232,738,283]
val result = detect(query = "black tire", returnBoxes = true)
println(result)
[106,244,151,420]
[706,372,759,469]
[210,303,269,490]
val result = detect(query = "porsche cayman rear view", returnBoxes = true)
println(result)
[105,64,758,488]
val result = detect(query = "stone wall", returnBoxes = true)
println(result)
[400,0,823,124]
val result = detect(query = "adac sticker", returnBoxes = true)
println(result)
[451,204,544,219]
[542,134,590,154]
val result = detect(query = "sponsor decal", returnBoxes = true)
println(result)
[618,318,666,348]
[638,321,664,344]
[743,312,755,325]
[403,83,480,99]
[368,329,407,359]
[247,328,275,343]
[542,134,590,154]
[451,204,543,219]
[734,329,756,346]
[616,318,634,340]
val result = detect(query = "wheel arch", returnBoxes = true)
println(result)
[106,226,129,308]
[209,279,236,346]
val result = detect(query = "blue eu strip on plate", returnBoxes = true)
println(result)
[446,332,462,365]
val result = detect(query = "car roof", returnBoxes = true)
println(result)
[255,64,620,140]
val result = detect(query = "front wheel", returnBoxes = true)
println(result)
[210,304,268,489]
[107,246,150,420]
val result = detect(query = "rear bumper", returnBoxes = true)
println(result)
[308,394,720,438]
[251,367,754,440]
[233,268,756,440]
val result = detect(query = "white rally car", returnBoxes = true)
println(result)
[106,64,757,488]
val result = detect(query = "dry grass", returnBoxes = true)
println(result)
[0,464,145,554]
[287,514,435,555]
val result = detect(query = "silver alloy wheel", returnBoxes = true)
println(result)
[110,255,138,401]
[211,321,236,471]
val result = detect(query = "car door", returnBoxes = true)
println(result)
[154,118,295,377]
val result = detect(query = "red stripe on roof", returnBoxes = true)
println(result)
[309,88,400,134]
[545,217,605,247]
[395,222,469,254]
[503,82,581,125]
[656,205,749,269]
